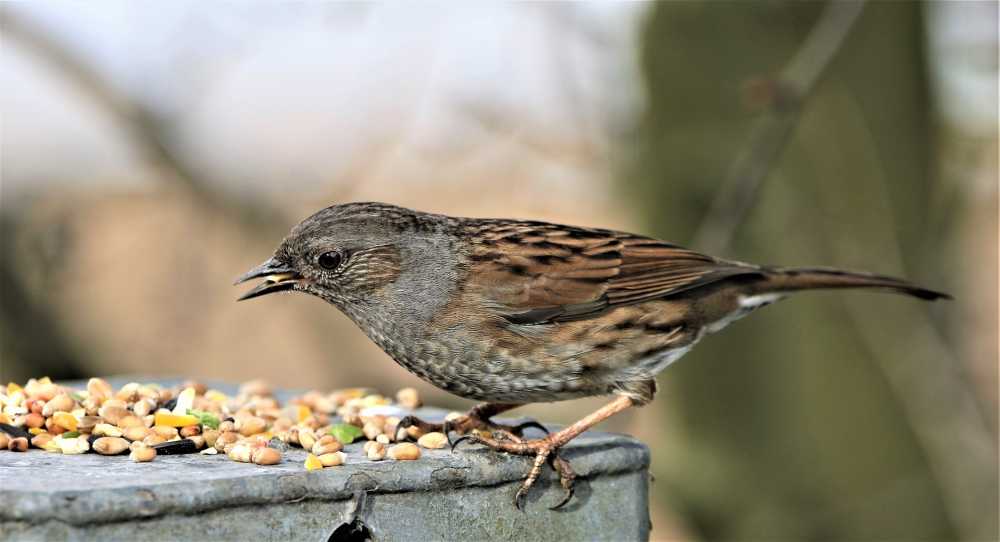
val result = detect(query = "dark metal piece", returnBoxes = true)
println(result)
[152,438,199,455]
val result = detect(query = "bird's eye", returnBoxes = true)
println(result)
[317,251,343,270]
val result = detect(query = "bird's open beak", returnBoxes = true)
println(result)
[234,257,302,301]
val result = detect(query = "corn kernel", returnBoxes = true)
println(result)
[304,453,324,471]
[52,412,77,431]
[154,412,200,428]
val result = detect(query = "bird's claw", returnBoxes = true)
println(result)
[511,420,549,436]
[401,410,572,508]
[452,432,576,510]
[450,433,476,451]
[548,453,576,510]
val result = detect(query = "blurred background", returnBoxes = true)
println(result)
[1,2,996,540]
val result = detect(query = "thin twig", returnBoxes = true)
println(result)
[690,0,866,254]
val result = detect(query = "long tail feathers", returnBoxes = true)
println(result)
[759,267,951,301]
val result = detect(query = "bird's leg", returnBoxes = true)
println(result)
[453,394,635,509]
[396,402,547,442]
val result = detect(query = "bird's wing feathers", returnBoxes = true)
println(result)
[464,221,762,324]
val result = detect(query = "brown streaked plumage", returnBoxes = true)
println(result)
[235,202,949,509]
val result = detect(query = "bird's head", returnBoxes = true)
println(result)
[234,202,439,308]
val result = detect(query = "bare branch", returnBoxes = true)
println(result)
[690,0,866,254]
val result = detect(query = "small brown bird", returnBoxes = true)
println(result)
[235,202,948,509]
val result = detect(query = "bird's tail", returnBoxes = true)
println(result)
[756,267,951,301]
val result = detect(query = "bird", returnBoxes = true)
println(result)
[234,202,949,509]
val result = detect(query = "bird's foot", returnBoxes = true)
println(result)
[395,404,547,444]
[452,432,576,510]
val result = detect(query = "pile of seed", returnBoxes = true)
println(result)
[0,377,451,469]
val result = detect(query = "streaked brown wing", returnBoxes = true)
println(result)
[463,220,762,324]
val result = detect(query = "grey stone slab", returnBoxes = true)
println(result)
[0,379,651,541]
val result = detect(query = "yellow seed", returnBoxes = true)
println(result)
[296,405,311,423]
[237,416,267,436]
[364,441,386,461]
[122,426,149,441]
[87,378,112,402]
[298,429,317,451]
[387,443,421,461]
[151,425,179,439]
[95,423,124,438]
[58,436,90,455]
[7,382,22,395]
[319,451,346,467]
[117,415,144,429]
[227,443,253,463]
[98,405,130,425]
[130,446,156,462]
[25,412,45,429]
[312,435,343,456]
[362,421,383,441]
[252,447,282,466]
[214,432,239,452]
[8,436,28,452]
[42,394,74,417]
[77,415,100,433]
[52,412,77,432]
[153,412,200,428]
[115,382,141,402]
[132,398,156,417]
[395,387,421,410]
[304,453,324,471]
[205,390,228,404]
[29,432,51,448]
[138,385,160,401]
[28,427,44,435]
[143,434,167,446]
[93,437,129,455]
[417,432,448,450]
[203,429,220,448]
